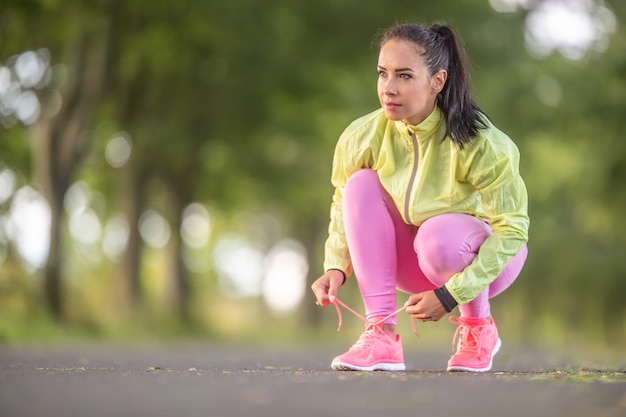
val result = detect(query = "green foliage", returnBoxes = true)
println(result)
[0,0,625,347]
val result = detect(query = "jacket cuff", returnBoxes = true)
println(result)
[327,269,347,286]
[434,286,458,313]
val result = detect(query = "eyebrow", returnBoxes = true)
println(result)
[377,65,415,72]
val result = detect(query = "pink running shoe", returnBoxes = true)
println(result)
[447,315,501,372]
[331,323,405,371]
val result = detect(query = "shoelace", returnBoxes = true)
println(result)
[449,315,481,353]
[348,325,387,350]
[331,297,419,337]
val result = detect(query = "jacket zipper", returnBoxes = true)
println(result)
[404,132,419,223]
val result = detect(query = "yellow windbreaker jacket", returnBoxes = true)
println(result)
[323,106,529,305]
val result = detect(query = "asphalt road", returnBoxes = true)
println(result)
[1,342,625,417]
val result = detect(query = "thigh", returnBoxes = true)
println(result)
[386,195,437,294]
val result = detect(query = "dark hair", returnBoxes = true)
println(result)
[377,23,488,149]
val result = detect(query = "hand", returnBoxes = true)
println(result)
[310,270,345,307]
[404,290,448,322]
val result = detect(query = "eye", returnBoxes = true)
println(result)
[398,73,412,80]
[377,70,387,78]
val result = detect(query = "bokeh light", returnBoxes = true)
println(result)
[0,49,50,127]
[0,167,16,205]
[491,0,616,60]
[15,50,48,88]
[64,181,91,215]
[213,234,265,298]
[68,208,102,246]
[102,214,130,262]
[181,203,211,249]
[105,132,133,168]
[139,209,171,249]
[262,240,308,313]
[5,186,50,270]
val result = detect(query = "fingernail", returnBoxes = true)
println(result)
[315,301,320,306]
[329,295,336,303]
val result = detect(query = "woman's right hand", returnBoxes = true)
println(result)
[310,270,345,307]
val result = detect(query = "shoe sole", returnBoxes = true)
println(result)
[446,337,502,372]
[331,361,406,372]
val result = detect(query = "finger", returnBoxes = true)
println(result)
[327,284,339,304]
[405,304,420,315]
[310,283,328,306]
[314,290,333,307]
[403,293,423,308]
[404,299,424,315]
[407,308,430,320]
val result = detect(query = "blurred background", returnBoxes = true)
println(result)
[0,0,624,352]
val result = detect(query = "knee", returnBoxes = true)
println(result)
[414,214,491,285]
[344,169,379,202]
[415,235,459,286]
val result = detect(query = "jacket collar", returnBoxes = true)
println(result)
[395,106,443,138]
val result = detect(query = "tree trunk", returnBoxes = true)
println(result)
[167,208,190,322]
[31,10,112,320]
[164,176,192,322]
[42,193,64,318]
[118,165,144,311]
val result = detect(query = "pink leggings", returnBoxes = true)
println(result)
[343,169,528,323]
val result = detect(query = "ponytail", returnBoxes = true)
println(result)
[377,23,488,149]
[428,24,487,149]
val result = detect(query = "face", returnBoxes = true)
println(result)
[377,39,447,126]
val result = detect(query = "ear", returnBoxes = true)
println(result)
[431,69,447,93]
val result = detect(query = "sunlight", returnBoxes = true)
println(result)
[15,90,40,125]
[491,0,616,60]
[0,167,16,205]
[213,234,265,298]
[102,214,130,262]
[488,0,533,13]
[14,50,48,88]
[181,203,211,249]
[139,209,171,249]
[212,233,309,312]
[64,181,90,215]
[5,186,50,270]
[262,240,308,313]
[0,66,10,93]
[0,49,50,126]
[105,132,133,168]
[69,208,102,245]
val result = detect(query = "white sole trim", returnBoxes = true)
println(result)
[331,361,406,372]
[447,338,502,372]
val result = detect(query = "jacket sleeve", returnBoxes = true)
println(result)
[322,125,377,278]
[443,139,530,305]
[322,134,354,277]
[323,185,353,278]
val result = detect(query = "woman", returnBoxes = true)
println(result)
[310,22,529,373]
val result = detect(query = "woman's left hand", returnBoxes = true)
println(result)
[404,290,448,322]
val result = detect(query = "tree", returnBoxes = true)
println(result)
[1,0,116,319]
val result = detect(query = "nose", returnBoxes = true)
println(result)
[380,77,397,96]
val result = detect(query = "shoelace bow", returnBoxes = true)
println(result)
[331,297,419,337]
[449,315,481,353]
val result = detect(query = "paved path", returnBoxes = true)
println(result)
[1,343,625,417]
